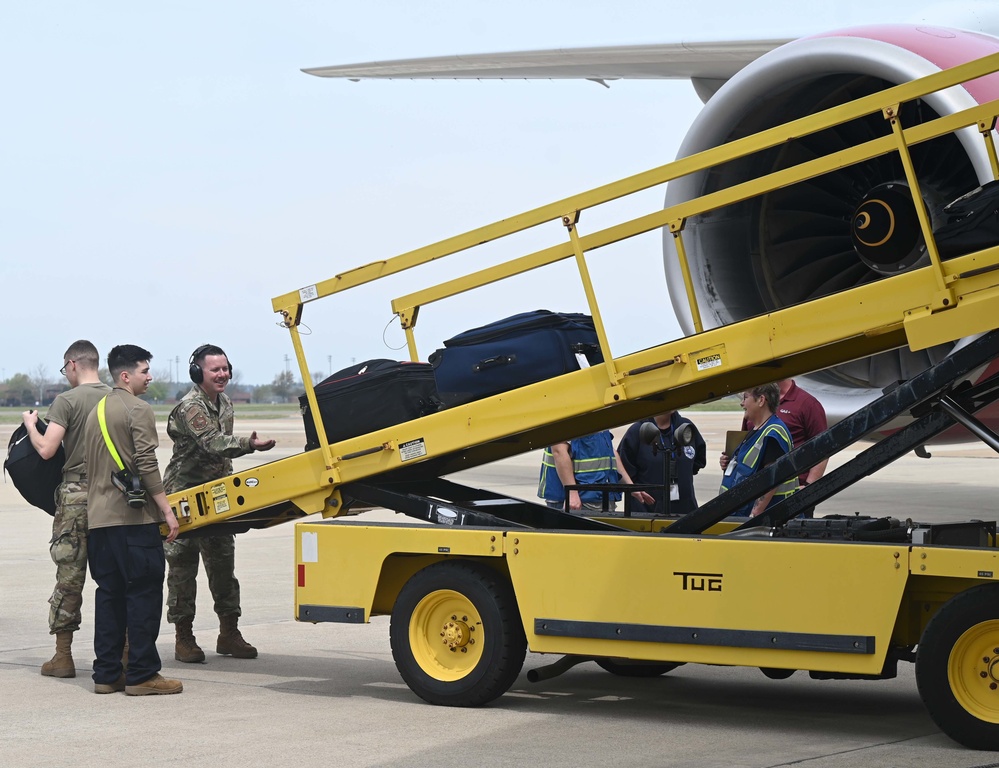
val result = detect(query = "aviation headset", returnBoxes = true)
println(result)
[189,344,232,384]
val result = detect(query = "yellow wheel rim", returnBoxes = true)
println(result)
[948,619,999,723]
[409,589,484,682]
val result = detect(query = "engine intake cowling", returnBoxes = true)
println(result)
[663,25,999,420]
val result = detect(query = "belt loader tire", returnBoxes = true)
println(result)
[916,583,999,750]
[390,560,526,707]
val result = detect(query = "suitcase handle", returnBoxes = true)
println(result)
[473,354,516,372]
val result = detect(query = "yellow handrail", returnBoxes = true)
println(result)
[276,52,999,460]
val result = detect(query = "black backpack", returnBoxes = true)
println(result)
[3,419,65,515]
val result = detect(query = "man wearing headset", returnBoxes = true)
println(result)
[162,344,275,664]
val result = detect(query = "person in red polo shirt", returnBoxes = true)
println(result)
[721,379,828,487]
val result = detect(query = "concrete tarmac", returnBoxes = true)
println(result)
[3,412,999,767]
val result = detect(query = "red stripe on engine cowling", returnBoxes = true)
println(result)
[811,25,999,106]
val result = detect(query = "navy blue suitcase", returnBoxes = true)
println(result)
[300,359,442,450]
[428,310,603,407]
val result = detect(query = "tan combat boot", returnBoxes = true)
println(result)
[174,619,206,663]
[94,673,126,694]
[41,630,76,678]
[216,614,257,659]
[125,673,183,696]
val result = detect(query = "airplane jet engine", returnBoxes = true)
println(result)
[663,25,999,429]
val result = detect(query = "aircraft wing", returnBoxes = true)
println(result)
[302,40,793,84]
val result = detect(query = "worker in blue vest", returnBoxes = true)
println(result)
[720,383,798,517]
[538,430,630,513]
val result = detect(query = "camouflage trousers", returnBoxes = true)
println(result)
[164,534,241,624]
[49,481,89,634]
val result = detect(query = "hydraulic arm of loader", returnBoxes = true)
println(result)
[741,371,999,534]
[668,329,999,535]
[167,52,999,539]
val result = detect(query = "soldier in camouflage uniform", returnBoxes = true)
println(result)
[22,340,111,678]
[163,344,275,663]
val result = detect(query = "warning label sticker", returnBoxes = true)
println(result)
[299,284,318,302]
[209,483,230,514]
[400,438,427,462]
[695,353,723,371]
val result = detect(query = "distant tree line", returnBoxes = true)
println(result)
[0,367,315,407]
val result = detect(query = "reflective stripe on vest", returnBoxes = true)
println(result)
[538,432,621,503]
[719,417,798,510]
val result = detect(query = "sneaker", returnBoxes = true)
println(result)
[124,673,183,696]
[94,674,126,694]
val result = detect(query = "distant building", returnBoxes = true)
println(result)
[228,385,252,405]
[43,384,70,406]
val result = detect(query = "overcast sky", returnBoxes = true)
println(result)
[2,1,995,387]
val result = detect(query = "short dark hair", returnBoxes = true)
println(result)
[749,382,780,413]
[63,340,100,371]
[191,344,227,366]
[107,344,153,380]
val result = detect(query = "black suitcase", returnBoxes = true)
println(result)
[935,180,999,259]
[428,310,603,407]
[300,359,442,450]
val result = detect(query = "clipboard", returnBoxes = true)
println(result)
[725,430,750,456]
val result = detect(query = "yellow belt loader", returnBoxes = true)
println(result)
[167,53,999,749]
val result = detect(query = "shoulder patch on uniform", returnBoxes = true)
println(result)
[184,405,210,432]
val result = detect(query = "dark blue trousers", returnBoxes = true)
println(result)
[87,523,165,686]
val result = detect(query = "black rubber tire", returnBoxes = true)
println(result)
[595,658,683,677]
[915,583,999,750]
[760,667,796,680]
[390,560,526,707]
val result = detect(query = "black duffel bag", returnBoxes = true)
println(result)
[4,418,65,515]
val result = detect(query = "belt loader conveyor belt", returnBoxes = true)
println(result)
[225,328,999,545]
